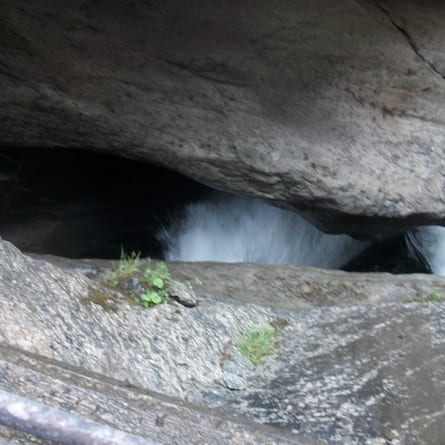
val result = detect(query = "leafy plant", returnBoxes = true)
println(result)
[234,326,278,365]
[144,261,171,285]
[105,249,171,308]
[139,290,164,306]
[108,249,141,286]
[429,291,445,302]
[137,261,171,307]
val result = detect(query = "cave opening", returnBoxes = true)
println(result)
[0,146,428,274]
[0,146,209,259]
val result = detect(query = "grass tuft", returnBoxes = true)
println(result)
[109,249,141,286]
[106,249,171,308]
[235,326,278,365]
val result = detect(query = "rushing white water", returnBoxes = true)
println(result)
[159,192,369,269]
[406,226,445,275]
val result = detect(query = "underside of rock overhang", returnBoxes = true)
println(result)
[1,0,445,236]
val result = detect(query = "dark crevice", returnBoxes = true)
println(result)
[372,0,445,80]
[344,236,429,274]
[0,146,210,259]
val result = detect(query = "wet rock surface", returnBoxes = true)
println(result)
[1,238,444,444]
[1,1,445,234]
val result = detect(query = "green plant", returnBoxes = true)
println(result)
[108,249,141,286]
[234,326,278,365]
[105,249,172,308]
[429,291,445,302]
[139,289,164,306]
[137,261,171,307]
[407,291,445,303]
[144,261,171,285]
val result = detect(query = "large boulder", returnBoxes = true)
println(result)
[1,238,445,444]
[1,1,445,234]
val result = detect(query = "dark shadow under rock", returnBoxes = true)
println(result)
[0,146,208,259]
[343,235,430,274]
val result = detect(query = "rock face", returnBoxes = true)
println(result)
[1,238,445,444]
[1,1,445,234]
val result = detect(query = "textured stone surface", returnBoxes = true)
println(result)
[0,346,307,445]
[1,1,445,234]
[1,238,445,444]
[217,303,445,445]
[47,254,445,310]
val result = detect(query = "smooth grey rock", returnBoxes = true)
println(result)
[169,280,199,307]
[1,1,445,234]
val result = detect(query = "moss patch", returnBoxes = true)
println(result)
[409,291,445,303]
[81,288,120,312]
[234,326,279,365]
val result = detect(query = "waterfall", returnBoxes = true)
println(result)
[159,192,369,269]
[406,226,445,275]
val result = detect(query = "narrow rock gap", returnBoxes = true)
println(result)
[0,146,427,274]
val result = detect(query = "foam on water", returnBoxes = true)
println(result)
[159,192,369,269]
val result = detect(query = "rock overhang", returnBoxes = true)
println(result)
[1,0,445,236]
